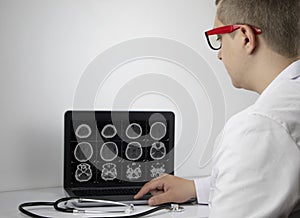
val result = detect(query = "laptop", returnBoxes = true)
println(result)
[64,110,175,205]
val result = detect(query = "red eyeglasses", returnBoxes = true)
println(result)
[205,24,262,50]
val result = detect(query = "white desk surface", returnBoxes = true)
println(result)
[0,187,209,218]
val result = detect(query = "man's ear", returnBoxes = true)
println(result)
[239,25,258,54]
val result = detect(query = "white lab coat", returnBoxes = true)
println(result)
[194,60,300,218]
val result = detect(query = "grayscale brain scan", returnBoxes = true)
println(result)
[101,124,117,138]
[101,163,117,181]
[100,142,118,161]
[150,122,167,140]
[126,162,142,180]
[150,162,166,178]
[75,124,92,139]
[150,142,166,160]
[75,163,93,182]
[65,111,174,186]
[125,142,143,161]
[125,123,142,139]
[74,142,93,162]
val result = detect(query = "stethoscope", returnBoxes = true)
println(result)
[18,196,188,218]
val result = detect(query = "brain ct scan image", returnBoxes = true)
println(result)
[74,142,93,162]
[101,124,117,138]
[150,122,167,140]
[125,123,142,139]
[101,163,117,181]
[100,142,118,161]
[150,142,166,160]
[75,163,93,182]
[75,124,92,139]
[150,162,166,178]
[125,142,143,161]
[65,111,174,187]
[126,162,142,180]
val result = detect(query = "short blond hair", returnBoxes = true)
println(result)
[216,0,300,58]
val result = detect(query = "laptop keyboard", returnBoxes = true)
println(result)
[73,187,141,196]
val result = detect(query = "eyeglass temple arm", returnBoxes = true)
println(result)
[206,24,262,36]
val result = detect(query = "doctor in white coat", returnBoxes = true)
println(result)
[135,0,300,217]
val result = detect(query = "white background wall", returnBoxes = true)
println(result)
[0,0,258,192]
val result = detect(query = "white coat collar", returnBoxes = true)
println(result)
[260,60,300,96]
[275,59,300,81]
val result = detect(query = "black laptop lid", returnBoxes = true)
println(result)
[64,111,175,190]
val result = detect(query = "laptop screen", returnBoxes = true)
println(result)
[64,111,175,189]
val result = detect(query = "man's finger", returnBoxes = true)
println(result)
[148,192,171,206]
[150,190,164,196]
[134,179,163,199]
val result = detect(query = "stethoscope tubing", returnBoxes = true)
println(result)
[18,197,174,218]
[18,201,54,218]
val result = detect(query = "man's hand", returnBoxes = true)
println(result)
[134,174,196,206]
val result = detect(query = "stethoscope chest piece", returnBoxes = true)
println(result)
[169,204,185,212]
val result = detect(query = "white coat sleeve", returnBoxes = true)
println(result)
[209,113,300,218]
[194,176,211,204]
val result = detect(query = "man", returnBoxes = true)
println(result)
[135,0,300,217]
